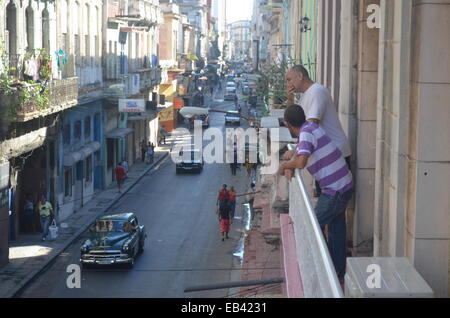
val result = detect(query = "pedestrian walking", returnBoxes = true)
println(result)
[228,186,237,224]
[285,65,352,197]
[217,184,229,209]
[141,140,147,162]
[121,158,129,174]
[23,193,37,233]
[115,163,127,193]
[159,126,167,145]
[278,104,353,283]
[217,199,231,241]
[146,143,154,164]
[37,195,53,241]
[245,159,253,179]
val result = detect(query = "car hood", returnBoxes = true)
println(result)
[86,232,132,249]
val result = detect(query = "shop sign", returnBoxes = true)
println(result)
[119,99,146,113]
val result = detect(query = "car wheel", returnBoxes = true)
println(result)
[138,240,144,254]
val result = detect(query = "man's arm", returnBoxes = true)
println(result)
[279,155,309,173]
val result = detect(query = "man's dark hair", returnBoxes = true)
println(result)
[290,65,310,80]
[284,104,306,128]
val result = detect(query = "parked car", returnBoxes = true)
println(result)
[80,213,146,269]
[176,148,204,173]
[242,85,251,96]
[225,110,241,126]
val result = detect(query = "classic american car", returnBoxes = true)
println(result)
[80,213,146,269]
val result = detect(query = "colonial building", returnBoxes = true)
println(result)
[0,0,78,252]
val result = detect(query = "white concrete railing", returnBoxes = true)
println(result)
[288,145,344,298]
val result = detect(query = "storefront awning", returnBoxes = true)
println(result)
[64,141,100,167]
[105,128,134,139]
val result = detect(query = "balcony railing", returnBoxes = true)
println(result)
[1,77,79,122]
[287,144,343,298]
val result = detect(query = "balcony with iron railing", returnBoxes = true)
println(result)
[0,53,78,123]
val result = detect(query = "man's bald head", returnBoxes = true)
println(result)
[285,65,313,94]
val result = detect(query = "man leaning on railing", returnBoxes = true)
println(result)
[277,104,354,285]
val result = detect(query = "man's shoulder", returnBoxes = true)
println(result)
[300,122,320,134]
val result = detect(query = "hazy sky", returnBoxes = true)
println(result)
[226,0,254,23]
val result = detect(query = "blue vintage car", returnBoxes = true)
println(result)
[80,213,146,269]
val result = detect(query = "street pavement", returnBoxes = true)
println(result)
[7,86,257,298]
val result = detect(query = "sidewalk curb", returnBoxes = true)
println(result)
[7,150,170,298]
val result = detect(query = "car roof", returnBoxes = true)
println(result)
[98,213,134,221]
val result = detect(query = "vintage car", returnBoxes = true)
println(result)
[176,148,204,173]
[80,213,146,269]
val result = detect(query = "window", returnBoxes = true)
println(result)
[74,120,82,140]
[64,167,72,197]
[63,124,71,144]
[26,6,34,50]
[84,116,91,139]
[85,155,92,183]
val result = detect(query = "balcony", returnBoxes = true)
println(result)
[0,77,78,123]
[103,67,161,101]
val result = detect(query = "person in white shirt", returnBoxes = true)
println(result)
[285,65,352,196]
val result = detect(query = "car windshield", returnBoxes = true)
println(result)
[93,220,131,233]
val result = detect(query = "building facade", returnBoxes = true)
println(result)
[253,0,450,298]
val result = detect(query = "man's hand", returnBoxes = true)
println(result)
[278,162,289,176]
[278,162,295,180]
[286,85,297,104]
[282,150,295,161]
[284,169,295,180]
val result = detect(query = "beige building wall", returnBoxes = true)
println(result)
[338,0,450,297]
[375,0,450,297]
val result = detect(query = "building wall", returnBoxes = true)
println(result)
[58,102,102,221]
[338,0,450,297]
[56,0,103,86]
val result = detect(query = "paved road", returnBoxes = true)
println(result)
[18,93,255,298]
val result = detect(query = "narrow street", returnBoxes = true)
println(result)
[18,94,254,298]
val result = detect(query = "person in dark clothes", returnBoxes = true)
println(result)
[140,140,147,162]
[218,199,231,241]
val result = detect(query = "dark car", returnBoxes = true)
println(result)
[176,148,204,173]
[225,110,241,126]
[80,213,146,269]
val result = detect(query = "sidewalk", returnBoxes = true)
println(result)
[0,144,173,298]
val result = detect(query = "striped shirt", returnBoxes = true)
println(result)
[296,122,353,196]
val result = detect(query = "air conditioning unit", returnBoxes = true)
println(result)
[345,257,434,298]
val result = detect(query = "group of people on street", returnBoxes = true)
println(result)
[141,141,155,165]
[216,184,237,241]
[278,65,354,285]
[23,194,54,242]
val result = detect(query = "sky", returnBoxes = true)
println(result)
[226,0,254,23]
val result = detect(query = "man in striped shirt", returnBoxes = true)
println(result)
[278,104,353,282]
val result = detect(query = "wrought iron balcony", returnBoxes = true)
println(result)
[0,77,78,122]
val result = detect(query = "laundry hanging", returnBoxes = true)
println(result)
[55,49,67,69]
